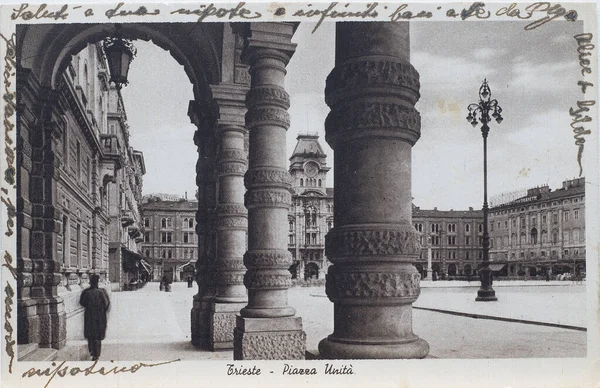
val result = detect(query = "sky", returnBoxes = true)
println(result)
[121,20,584,210]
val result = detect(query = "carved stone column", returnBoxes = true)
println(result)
[318,22,429,359]
[189,101,218,349]
[17,72,66,349]
[233,23,306,360]
[209,84,249,350]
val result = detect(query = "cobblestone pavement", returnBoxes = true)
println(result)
[94,281,586,360]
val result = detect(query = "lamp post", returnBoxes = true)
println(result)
[467,79,503,302]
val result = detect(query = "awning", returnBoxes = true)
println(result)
[489,264,506,271]
[121,247,145,272]
[140,259,151,274]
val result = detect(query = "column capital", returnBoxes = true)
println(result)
[210,83,249,128]
[241,23,299,65]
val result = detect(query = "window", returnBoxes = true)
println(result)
[552,231,558,244]
[478,236,483,245]
[564,249,569,256]
[563,211,569,221]
[542,215,547,224]
[189,218,194,228]
[531,228,538,244]
[512,219,517,228]
[541,251,546,256]
[520,217,525,228]
[478,223,483,233]
[553,213,558,224]
[504,221,508,229]
[146,250,150,257]
[447,223,456,233]
[318,179,322,187]
[162,250,166,258]
[448,251,456,259]
[574,210,579,220]
[432,236,440,246]
[289,220,294,232]
[431,223,439,233]
[76,224,82,267]
[465,236,470,245]
[305,233,310,245]
[161,218,167,228]
[166,218,172,228]
[76,141,82,181]
[289,235,295,245]
[184,232,189,243]
[520,252,524,258]
[478,251,483,259]
[167,250,172,259]
[86,230,91,267]
[300,178,303,186]
[490,222,493,232]
[573,229,580,242]
[312,233,317,245]
[62,216,69,265]
[414,223,423,232]
[328,221,333,231]
[531,217,536,225]
[497,222,501,230]
[563,231,569,243]
[465,251,470,260]
[144,232,150,243]
[144,218,150,227]
[447,236,456,245]
[465,223,471,233]
[161,232,172,243]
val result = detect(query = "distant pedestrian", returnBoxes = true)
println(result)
[546,273,550,282]
[187,276,193,288]
[80,274,110,361]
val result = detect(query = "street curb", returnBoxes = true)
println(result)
[412,306,587,332]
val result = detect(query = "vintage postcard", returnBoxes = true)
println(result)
[0,1,598,387]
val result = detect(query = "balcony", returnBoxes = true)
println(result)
[100,134,123,169]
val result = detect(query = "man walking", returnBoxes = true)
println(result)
[80,274,110,360]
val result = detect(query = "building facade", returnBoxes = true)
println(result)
[287,134,334,281]
[18,41,145,348]
[140,195,198,282]
[412,206,484,279]
[105,84,148,291]
[489,178,586,278]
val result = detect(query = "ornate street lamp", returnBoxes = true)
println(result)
[467,79,503,302]
[103,31,137,90]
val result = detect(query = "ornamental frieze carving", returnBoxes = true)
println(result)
[325,271,421,299]
[246,86,290,109]
[325,227,420,257]
[244,168,292,188]
[245,107,291,129]
[214,272,245,285]
[217,162,247,176]
[216,216,247,229]
[325,102,421,135]
[326,59,420,101]
[243,251,293,268]
[237,331,306,360]
[214,259,246,270]
[244,190,292,208]
[218,149,247,164]
[244,271,293,289]
[216,204,248,216]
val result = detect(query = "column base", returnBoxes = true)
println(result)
[318,336,429,359]
[191,296,212,348]
[475,288,498,301]
[234,315,306,360]
[209,302,246,350]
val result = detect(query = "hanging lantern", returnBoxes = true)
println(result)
[103,35,137,90]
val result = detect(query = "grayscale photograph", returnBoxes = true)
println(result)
[1,2,598,388]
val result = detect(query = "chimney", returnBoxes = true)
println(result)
[469,207,473,211]
[185,191,188,200]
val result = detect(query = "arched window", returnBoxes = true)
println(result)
[144,218,150,227]
[300,178,303,186]
[183,218,188,227]
[318,179,322,187]
[166,218,172,228]
[161,218,167,228]
[531,228,538,244]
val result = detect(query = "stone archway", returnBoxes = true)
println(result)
[15,22,225,351]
